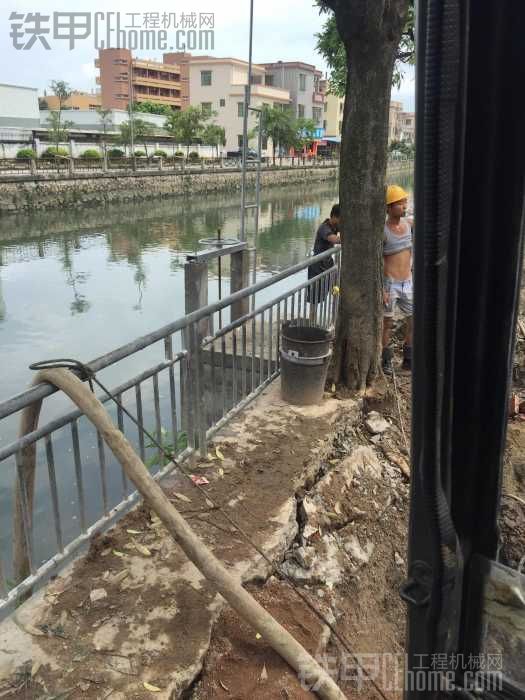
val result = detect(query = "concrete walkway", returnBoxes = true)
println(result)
[0,381,345,699]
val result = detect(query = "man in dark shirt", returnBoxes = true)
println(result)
[307,204,341,306]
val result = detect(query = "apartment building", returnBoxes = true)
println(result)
[40,90,101,111]
[389,100,403,142]
[188,56,291,153]
[388,101,415,143]
[96,48,190,111]
[323,93,345,137]
[261,61,325,131]
[397,111,415,142]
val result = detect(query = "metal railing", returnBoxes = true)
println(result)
[0,155,342,178]
[0,248,340,620]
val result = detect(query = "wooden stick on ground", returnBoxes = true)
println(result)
[35,368,346,700]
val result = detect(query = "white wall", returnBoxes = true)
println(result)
[189,62,289,154]
[39,109,168,131]
[0,84,40,128]
[0,139,216,159]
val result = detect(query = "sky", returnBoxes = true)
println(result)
[0,1,415,111]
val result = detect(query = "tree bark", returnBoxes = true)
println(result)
[325,0,410,389]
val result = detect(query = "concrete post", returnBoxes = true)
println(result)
[184,260,211,342]
[30,159,37,176]
[230,249,250,321]
[68,157,75,175]
[158,157,163,171]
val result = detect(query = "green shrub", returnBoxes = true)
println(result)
[153,149,167,158]
[80,149,102,160]
[41,146,70,160]
[107,148,125,158]
[134,150,146,157]
[174,151,184,158]
[188,151,200,161]
[16,148,36,160]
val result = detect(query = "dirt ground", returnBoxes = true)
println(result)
[1,319,525,699]
[193,381,411,700]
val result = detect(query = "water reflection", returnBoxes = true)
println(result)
[0,183,347,399]
[0,175,413,401]
[0,173,413,577]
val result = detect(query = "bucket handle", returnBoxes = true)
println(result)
[280,348,332,366]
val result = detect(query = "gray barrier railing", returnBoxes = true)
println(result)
[0,155,342,178]
[0,248,340,620]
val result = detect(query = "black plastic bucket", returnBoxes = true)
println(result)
[280,320,334,406]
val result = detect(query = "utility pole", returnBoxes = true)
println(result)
[128,59,135,167]
[239,0,254,242]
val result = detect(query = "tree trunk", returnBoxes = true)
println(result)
[326,0,409,389]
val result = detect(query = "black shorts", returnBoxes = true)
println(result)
[307,261,333,304]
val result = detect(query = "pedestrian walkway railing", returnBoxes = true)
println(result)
[0,155,341,178]
[0,248,340,620]
[0,155,413,179]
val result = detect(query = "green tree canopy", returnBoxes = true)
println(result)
[202,123,226,158]
[119,118,155,156]
[45,111,74,152]
[47,80,74,151]
[133,101,174,117]
[316,2,415,95]
[164,106,214,156]
[96,108,113,156]
[257,106,297,163]
[293,118,318,152]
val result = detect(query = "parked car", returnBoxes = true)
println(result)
[226,149,263,161]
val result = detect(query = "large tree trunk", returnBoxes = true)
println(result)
[326,0,409,389]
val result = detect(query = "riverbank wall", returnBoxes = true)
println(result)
[0,166,337,214]
[0,162,412,214]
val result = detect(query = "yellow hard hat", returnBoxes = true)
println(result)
[386,185,409,205]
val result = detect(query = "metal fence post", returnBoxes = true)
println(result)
[230,249,250,321]
[184,259,212,340]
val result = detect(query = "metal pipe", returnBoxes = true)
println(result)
[0,357,186,462]
[30,367,346,700]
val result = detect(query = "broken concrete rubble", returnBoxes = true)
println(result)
[394,551,405,568]
[281,534,344,588]
[343,536,375,565]
[365,411,391,435]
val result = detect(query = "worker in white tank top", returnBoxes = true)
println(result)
[382,185,413,375]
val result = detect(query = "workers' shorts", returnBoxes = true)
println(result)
[384,277,413,318]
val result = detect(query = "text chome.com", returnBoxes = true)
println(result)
[299,652,504,693]
[9,11,215,51]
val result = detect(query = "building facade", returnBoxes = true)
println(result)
[388,100,403,142]
[0,84,40,130]
[388,101,415,144]
[188,56,291,153]
[96,48,189,111]
[397,111,415,142]
[323,93,344,137]
[261,61,325,131]
[40,91,101,111]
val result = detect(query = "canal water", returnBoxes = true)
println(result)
[0,172,413,580]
